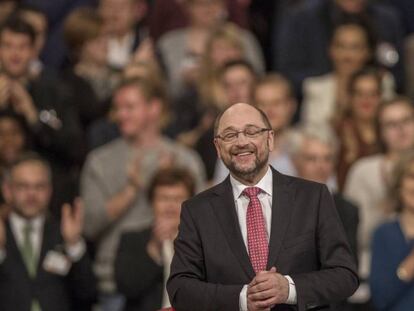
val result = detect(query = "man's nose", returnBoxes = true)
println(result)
[235,132,249,145]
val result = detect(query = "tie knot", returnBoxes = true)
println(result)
[242,187,261,199]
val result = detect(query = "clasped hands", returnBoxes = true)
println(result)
[247,267,289,311]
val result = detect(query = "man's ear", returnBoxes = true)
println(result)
[214,138,222,159]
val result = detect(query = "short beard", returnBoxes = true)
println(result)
[225,152,269,183]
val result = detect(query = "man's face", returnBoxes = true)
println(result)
[114,85,153,140]
[2,161,51,219]
[214,103,274,182]
[294,139,335,184]
[254,83,295,131]
[0,29,34,79]
[153,183,190,228]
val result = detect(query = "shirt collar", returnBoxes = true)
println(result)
[10,211,45,232]
[230,166,273,199]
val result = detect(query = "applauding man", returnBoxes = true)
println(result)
[0,153,96,311]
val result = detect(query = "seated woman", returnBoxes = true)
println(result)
[115,167,195,311]
[335,66,384,190]
[301,19,394,127]
[370,150,414,311]
[157,0,263,99]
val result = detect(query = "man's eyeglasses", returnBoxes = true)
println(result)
[215,126,271,143]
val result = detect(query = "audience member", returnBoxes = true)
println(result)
[0,152,96,311]
[63,7,117,131]
[289,125,359,260]
[115,167,195,311]
[344,97,414,303]
[148,0,249,42]
[13,4,49,77]
[21,0,95,69]
[0,17,83,218]
[301,19,394,127]
[275,0,404,94]
[86,59,165,151]
[157,0,263,99]
[81,78,205,311]
[98,0,149,70]
[335,67,382,190]
[370,150,414,311]
[0,112,28,216]
[214,73,297,183]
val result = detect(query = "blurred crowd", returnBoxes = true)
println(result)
[0,0,413,310]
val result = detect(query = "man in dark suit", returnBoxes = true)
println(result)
[167,103,358,310]
[0,152,96,311]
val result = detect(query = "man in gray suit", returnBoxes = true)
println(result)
[168,103,358,310]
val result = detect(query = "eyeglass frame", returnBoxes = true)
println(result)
[215,126,272,143]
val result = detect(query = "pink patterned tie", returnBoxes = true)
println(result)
[243,187,268,273]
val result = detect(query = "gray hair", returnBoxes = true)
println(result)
[287,124,339,159]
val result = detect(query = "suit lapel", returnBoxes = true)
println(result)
[5,221,33,279]
[211,177,255,279]
[267,169,295,269]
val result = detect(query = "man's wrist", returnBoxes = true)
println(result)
[64,238,86,262]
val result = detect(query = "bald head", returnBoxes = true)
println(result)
[214,103,272,137]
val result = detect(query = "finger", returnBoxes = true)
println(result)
[61,203,71,222]
[248,288,275,301]
[270,267,277,273]
[248,281,272,294]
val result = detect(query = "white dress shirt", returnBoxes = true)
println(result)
[10,212,45,261]
[229,166,297,310]
[0,212,86,264]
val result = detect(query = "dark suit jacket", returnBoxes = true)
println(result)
[167,168,358,311]
[115,228,164,311]
[0,218,97,311]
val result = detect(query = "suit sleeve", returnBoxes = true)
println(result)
[291,185,359,311]
[167,201,243,311]
[66,245,97,306]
